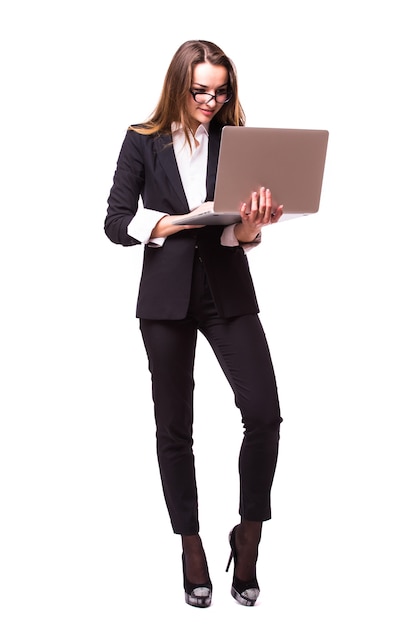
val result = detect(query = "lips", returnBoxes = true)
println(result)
[199,108,214,116]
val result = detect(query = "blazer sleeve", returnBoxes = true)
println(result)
[104,130,144,246]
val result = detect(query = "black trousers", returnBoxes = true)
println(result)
[140,253,282,535]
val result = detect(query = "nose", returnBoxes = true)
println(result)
[205,95,217,108]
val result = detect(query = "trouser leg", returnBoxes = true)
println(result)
[140,317,199,535]
[200,313,282,521]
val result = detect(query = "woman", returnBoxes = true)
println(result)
[104,39,283,608]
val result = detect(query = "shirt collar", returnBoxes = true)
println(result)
[171,122,209,138]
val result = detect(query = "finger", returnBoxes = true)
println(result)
[270,204,284,222]
[240,202,250,218]
[251,191,259,214]
[258,187,266,215]
[256,187,273,224]
[262,187,273,222]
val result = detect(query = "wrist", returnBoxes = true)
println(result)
[234,223,261,243]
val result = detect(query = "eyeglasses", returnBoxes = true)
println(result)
[189,89,232,104]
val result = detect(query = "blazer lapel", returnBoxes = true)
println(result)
[206,122,222,201]
[154,133,189,212]
[154,123,223,210]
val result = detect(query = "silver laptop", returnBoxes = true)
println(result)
[172,126,329,226]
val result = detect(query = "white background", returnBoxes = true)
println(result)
[1,1,416,624]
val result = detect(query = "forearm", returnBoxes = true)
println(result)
[150,214,205,239]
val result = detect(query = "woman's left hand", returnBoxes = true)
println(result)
[234,187,283,243]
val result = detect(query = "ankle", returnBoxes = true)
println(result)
[182,534,209,584]
[237,520,262,546]
[234,521,262,582]
[182,533,202,551]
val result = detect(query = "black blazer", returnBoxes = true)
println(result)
[104,120,259,320]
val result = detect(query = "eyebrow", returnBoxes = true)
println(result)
[192,81,229,89]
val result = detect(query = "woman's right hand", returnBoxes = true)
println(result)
[150,215,206,239]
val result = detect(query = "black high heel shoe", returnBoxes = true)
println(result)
[226,525,260,606]
[182,553,212,608]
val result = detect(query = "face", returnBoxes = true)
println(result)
[187,62,229,132]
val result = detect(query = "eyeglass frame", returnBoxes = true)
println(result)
[189,89,233,104]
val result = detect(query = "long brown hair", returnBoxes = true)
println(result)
[130,40,245,142]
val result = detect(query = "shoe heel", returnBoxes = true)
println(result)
[226,527,236,572]
[226,549,233,572]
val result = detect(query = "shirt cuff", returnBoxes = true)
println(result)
[221,225,262,253]
[127,203,168,247]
